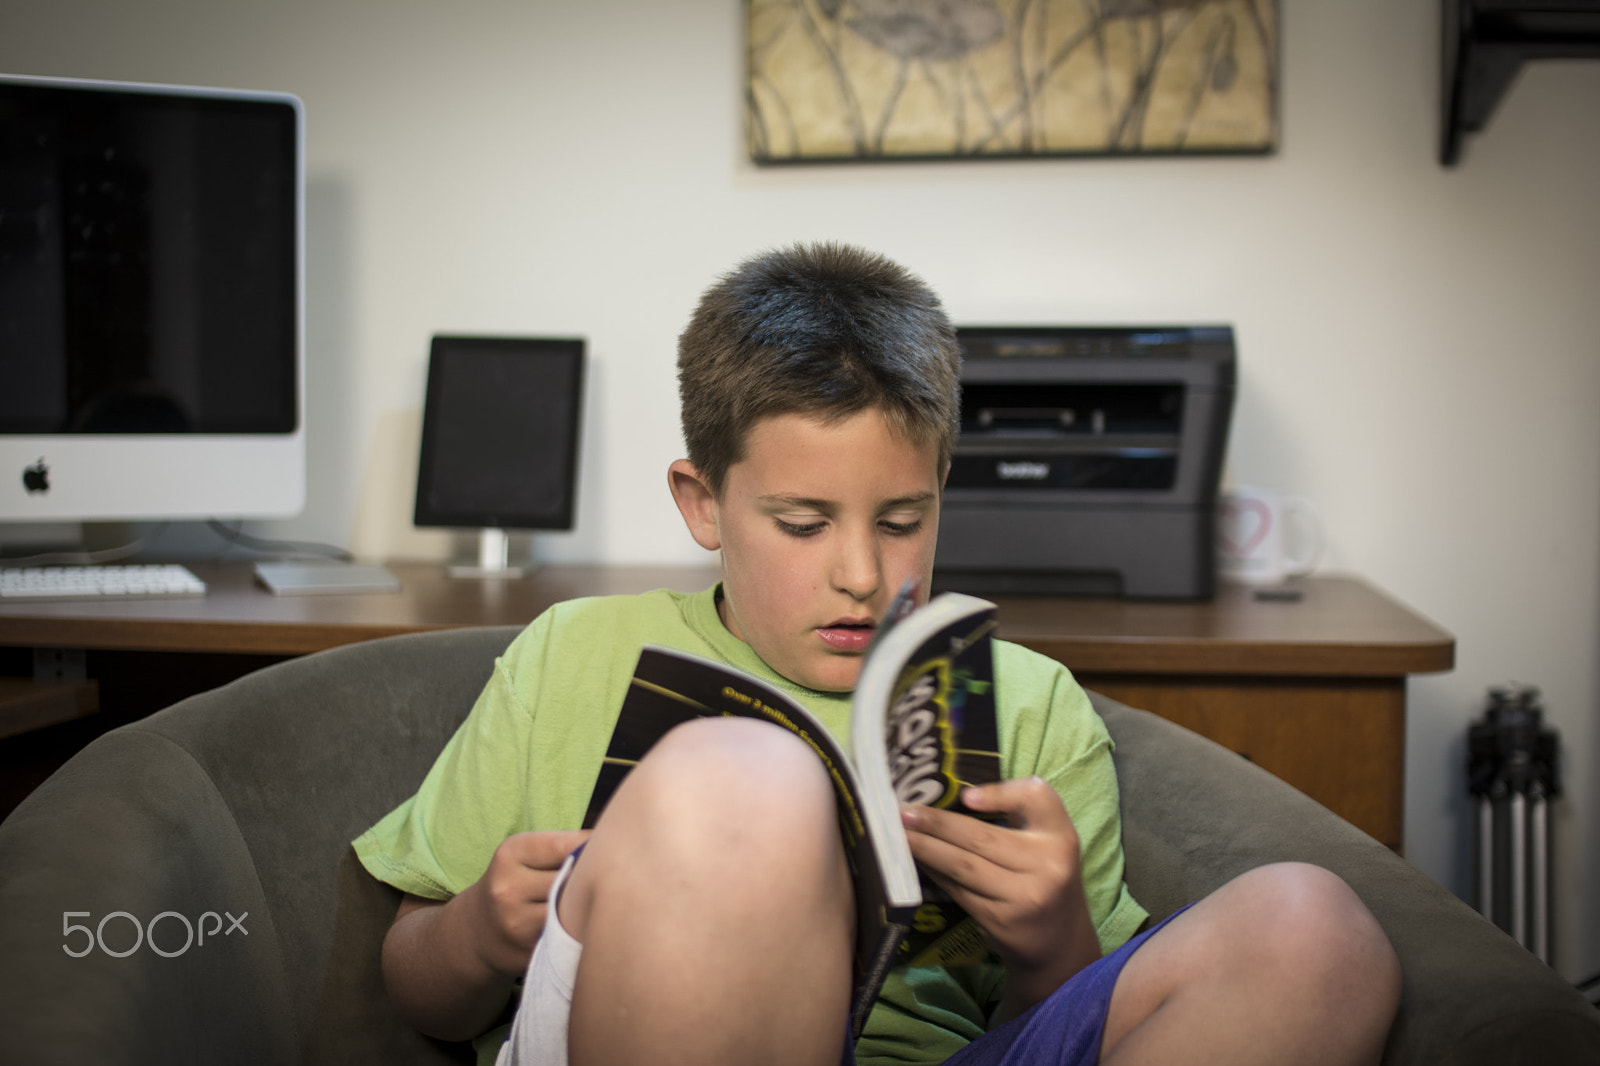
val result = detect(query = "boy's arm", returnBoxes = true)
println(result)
[900,777,1100,1025]
[381,829,590,1042]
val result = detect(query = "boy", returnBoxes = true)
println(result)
[356,242,1401,1066]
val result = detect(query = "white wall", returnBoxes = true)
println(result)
[5,0,1598,982]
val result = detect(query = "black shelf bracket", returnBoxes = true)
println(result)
[1442,0,1600,166]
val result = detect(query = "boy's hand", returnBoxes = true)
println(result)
[383,829,589,1041]
[900,778,1099,1013]
[462,829,590,977]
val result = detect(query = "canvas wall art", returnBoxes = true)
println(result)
[746,0,1279,162]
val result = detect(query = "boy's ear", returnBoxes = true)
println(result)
[668,459,721,551]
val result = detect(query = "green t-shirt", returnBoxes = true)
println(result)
[354,585,1147,1065]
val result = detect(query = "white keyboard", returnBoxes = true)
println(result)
[0,564,208,601]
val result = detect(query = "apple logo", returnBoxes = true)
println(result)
[22,458,49,495]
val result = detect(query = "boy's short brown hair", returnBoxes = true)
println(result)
[676,242,963,497]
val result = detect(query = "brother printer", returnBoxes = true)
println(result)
[933,326,1235,600]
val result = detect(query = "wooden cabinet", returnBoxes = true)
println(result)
[994,576,1454,851]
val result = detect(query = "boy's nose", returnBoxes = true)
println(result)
[830,528,882,601]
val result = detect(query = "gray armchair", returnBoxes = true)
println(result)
[1,626,1595,1064]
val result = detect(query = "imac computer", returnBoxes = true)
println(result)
[0,74,305,530]
[413,335,585,577]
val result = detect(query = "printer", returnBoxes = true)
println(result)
[933,325,1235,600]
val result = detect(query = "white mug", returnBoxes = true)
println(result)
[1217,486,1324,586]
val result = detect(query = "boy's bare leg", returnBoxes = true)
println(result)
[1100,862,1401,1066]
[559,717,855,1066]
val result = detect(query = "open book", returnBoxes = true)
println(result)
[582,586,1001,1037]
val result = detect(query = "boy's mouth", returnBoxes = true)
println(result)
[817,618,876,653]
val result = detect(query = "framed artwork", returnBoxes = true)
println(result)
[746,0,1279,162]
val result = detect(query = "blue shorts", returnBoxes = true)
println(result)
[845,906,1190,1066]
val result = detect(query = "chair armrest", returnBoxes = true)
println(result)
[1092,691,1600,1066]
[0,729,297,1064]
[0,625,518,1065]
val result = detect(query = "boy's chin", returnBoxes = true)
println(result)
[791,653,865,694]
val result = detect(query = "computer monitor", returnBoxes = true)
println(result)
[413,335,585,575]
[0,74,305,526]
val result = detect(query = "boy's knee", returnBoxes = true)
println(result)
[1256,863,1392,952]
[1245,863,1401,1014]
[591,716,843,875]
[643,716,837,824]
[562,718,851,948]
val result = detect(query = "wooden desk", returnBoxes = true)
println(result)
[0,564,1452,849]
[0,562,721,657]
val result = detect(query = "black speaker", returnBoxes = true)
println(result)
[414,335,585,535]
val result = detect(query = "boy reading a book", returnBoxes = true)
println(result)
[356,242,1401,1066]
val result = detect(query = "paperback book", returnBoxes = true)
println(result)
[582,585,1002,1036]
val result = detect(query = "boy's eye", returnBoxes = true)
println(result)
[775,517,826,537]
[880,517,924,536]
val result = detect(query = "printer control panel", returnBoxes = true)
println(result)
[953,381,1184,492]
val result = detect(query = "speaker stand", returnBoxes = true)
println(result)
[447,528,530,578]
